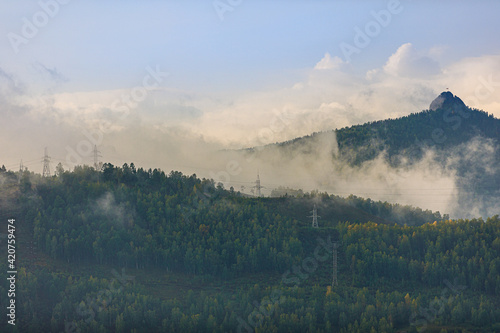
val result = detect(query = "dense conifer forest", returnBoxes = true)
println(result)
[1,164,499,332]
[252,97,500,219]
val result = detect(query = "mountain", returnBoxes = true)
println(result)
[268,91,499,165]
[2,93,500,332]
[429,91,466,111]
[244,92,500,218]
[2,163,500,332]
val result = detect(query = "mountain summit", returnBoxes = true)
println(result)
[429,91,466,111]
[244,91,499,218]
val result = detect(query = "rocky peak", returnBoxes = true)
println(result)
[429,91,466,111]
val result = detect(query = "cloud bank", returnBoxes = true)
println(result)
[1,44,499,218]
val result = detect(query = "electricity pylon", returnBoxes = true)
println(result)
[42,148,51,177]
[309,204,320,228]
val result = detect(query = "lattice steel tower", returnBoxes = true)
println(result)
[93,145,102,170]
[42,147,51,177]
[18,160,23,183]
[309,204,320,228]
[253,171,264,197]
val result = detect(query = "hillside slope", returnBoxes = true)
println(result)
[1,168,500,332]
[244,92,500,218]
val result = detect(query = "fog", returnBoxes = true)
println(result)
[94,192,135,228]
[207,131,461,217]
[1,49,499,220]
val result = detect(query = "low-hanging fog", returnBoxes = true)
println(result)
[207,130,499,220]
[1,45,499,220]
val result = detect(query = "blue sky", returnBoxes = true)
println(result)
[2,1,499,92]
[1,0,500,182]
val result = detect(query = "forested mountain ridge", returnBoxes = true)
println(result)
[0,92,498,332]
[1,166,500,332]
[262,91,499,164]
[244,92,500,218]
[11,164,446,271]
[1,165,500,332]
[335,92,499,166]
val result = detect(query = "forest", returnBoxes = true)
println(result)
[256,99,500,219]
[0,164,499,332]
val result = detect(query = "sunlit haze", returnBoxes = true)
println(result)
[1,0,499,215]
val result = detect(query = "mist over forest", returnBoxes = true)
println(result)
[2,1,500,332]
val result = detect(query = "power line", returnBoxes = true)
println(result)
[2,158,40,170]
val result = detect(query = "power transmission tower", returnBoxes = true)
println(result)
[309,204,320,228]
[253,171,264,197]
[93,145,102,170]
[18,160,23,183]
[42,147,51,177]
[332,242,340,286]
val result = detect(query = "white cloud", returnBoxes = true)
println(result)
[438,54,500,113]
[314,53,344,70]
[428,45,448,59]
[384,43,441,77]
[2,44,500,182]
[365,68,380,81]
[10,44,500,152]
